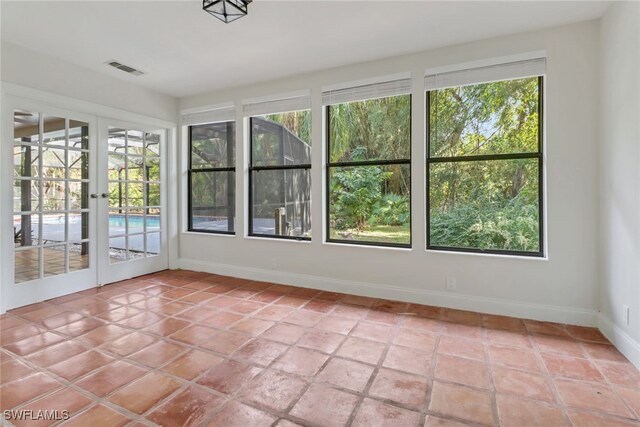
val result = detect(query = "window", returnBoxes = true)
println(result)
[248,106,312,240]
[426,60,544,256]
[325,79,412,247]
[188,121,236,234]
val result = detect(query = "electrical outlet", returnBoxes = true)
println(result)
[446,277,457,291]
[623,305,630,326]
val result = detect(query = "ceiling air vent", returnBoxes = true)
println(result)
[105,60,145,76]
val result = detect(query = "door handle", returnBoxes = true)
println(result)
[101,193,108,198]
[90,193,98,199]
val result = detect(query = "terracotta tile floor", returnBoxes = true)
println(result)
[1,269,639,427]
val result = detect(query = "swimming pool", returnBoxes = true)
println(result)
[109,214,160,228]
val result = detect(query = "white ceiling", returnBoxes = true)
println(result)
[1,1,610,98]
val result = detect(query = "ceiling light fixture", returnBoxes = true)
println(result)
[203,0,252,23]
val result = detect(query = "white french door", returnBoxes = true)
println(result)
[4,98,99,310]
[97,119,168,285]
[3,97,170,311]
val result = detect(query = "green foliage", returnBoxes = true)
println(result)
[329,95,411,166]
[430,197,539,251]
[372,194,410,226]
[330,164,390,230]
[263,111,311,144]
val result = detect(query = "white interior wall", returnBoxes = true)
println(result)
[598,1,640,367]
[178,20,601,327]
[1,41,178,122]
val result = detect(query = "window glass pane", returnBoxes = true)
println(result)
[108,182,125,210]
[145,132,160,157]
[43,115,66,146]
[429,77,539,158]
[14,110,39,144]
[127,130,145,156]
[329,164,410,245]
[108,155,126,182]
[145,157,160,182]
[109,237,127,263]
[251,168,311,238]
[145,208,161,232]
[68,181,89,210]
[191,122,235,168]
[15,248,40,283]
[328,95,411,163]
[190,171,235,233]
[69,120,89,150]
[127,210,145,235]
[127,161,145,182]
[14,180,40,212]
[68,151,88,180]
[147,183,160,206]
[69,212,89,242]
[69,243,89,272]
[127,182,145,207]
[429,158,540,252]
[42,147,66,178]
[146,233,160,256]
[42,213,66,244]
[42,180,66,211]
[128,233,145,258]
[14,145,39,178]
[251,111,311,167]
[108,128,126,153]
[14,214,40,247]
[109,210,126,237]
[43,245,66,277]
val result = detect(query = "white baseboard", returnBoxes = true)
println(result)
[598,314,640,369]
[178,258,598,327]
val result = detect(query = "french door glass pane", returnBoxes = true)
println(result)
[69,120,89,150]
[68,151,88,180]
[14,248,40,284]
[42,115,66,146]
[108,126,162,263]
[68,212,89,241]
[13,214,40,247]
[13,110,90,283]
[145,132,160,157]
[146,233,160,255]
[14,145,39,178]
[69,243,90,272]
[42,180,66,211]
[43,245,66,277]
[14,180,40,212]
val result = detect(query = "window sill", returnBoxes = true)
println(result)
[322,241,412,252]
[425,248,548,261]
[182,231,236,238]
[244,235,312,244]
